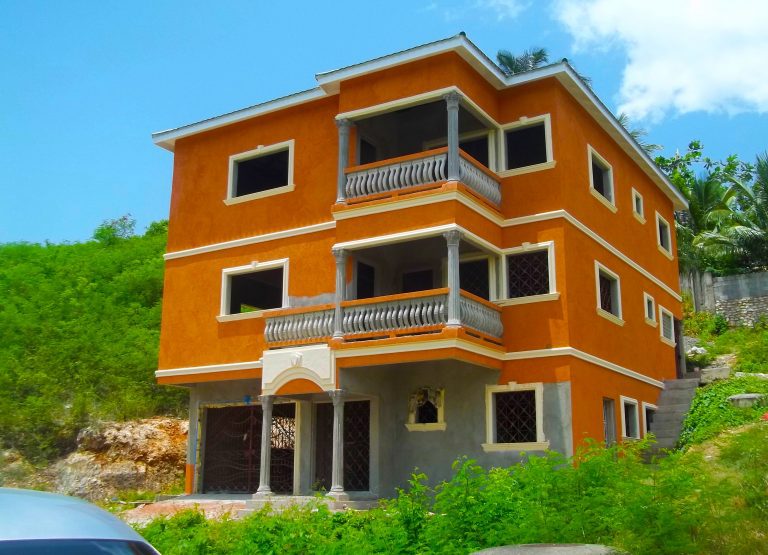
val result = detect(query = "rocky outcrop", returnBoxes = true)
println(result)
[51,417,187,501]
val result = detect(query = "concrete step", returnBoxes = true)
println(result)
[652,412,690,423]
[662,378,700,390]
[657,391,697,404]
[655,403,693,412]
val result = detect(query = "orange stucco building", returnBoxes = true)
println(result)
[153,35,687,500]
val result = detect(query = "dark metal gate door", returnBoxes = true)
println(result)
[313,400,370,492]
[270,403,296,494]
[202,405,261,493]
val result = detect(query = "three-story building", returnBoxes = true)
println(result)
[152,34,687,501]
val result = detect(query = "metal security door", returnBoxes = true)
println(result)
[201,405,261,493]
[313,400,370,491]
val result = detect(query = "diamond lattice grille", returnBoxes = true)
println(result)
[507,251,549,298]
[495,391,537,443]
[460,259,490,299]
[344,401,370,491]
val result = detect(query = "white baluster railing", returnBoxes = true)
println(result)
[458,155,501,206]
[459,293,503,338]
[342,290,448,336]
[265,307,335,344]
[345,151,448,199]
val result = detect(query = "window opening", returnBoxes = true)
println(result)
[494,390,537,443]
[590,150,614,203]
[658,215,672,253]
[660,307,675,343]
[603,398,616,446]
[622,398,640,439]
[460,259,490,299]
[234,149,289,197]
[228,268,283,314]
[505,123,547,169]
[356,261,376,300]
[644,406,656,433]
[460,135,489,166]
[402,269,434,293]
[597,267,620,318]
[507,250,549,298]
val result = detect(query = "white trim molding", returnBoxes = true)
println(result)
[500,241,558,303]
[588,145,617,212]
[155,359,263,378]
[482,381,548,452]
[219,258,289,319]
[164,221,335,260]
[655,211,674,260]
[619,395,640,440]
[658,305,676,347]
[642,401,658,435]
[225,139,295,205]
[498,113,554,176]
[643,292,657,327]
[595,260,624,325]
[631,188,645,223]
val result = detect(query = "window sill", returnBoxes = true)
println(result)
[660,335,677,347]
[216,311,271,322]
[621,435,641,442]
[633,212,646,224]
[481,441,549,452]
[590,187,618,212]
[224,183,295,205]
[497,160,556,178]
[657,245,674,260]
[645,317,658,328]
[405,422,447,432]
[495,292,560,306]
[597,307,625,326]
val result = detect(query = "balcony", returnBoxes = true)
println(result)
[265,288,501,348]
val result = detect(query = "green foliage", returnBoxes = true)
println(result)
[679,377,768,446]
[683,309,729,337]
[0,218,185,463]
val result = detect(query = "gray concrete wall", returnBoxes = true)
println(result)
[681,270,768,326]
[341,361,572,497]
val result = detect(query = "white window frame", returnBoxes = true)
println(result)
[643,292,657,327]
[217,258,289,322]
[642,402,658,435]
[482,382,548,452]
[498,114,555,177]
[405,387,446,432]
[620,396,640,440]
[496,241,559,306]
[631,188,645,223]
[655,212,673,259]
[594,261,624,325]
[225,139,295,205]
[658,305,676,346]
[588,145,616,212]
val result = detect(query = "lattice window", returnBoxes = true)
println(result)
[494,390,537,443]
[344,400,370,491]
[507,250,549,298]
[460,259,490,300]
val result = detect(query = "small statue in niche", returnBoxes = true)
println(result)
[408,387,443,424]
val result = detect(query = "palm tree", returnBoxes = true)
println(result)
[496,47,549,76]
[616,113,662,154]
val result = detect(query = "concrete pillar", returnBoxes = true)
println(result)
[444,92,461,181]
[185,387,199,494]
[336,119,353,202]
[328,389,348,499]
[255,394,274,496]
[333,248,347,338]
[444,230,462,326]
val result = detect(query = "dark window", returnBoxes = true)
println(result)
[234,149,289,197]
[505,123,547,169]
[228,268,283,314]
[402,269,433,293]
[459,135,489,166]
[416,400,438,424]
[359,139,377,165]
[623,402,639,438]
[356,262,375,299]
[603,398,616,446]
[507,250,549,298]
[634,193,643,215]
[460,259,490,299]
[646,297,655,320]
[494,390,537,443]
[658,218,671,251]
[661,309,674,341]
[591,156,613,202]
[645,407,655,431]
[598,271,618,316]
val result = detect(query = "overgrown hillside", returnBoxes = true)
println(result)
[0,217,185,464]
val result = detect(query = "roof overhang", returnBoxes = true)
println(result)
[151,33,687,210]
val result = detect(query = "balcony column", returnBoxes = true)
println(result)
[444,229,462,327]
[336,119,354,203]
[332,247,348,339]
[444,91,461,181]
[328,389,348,499]
[255,394,274,497]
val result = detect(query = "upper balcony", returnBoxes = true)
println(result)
[334,93,501,209]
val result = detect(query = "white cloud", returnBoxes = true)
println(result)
[477,0,530,21]
[554,0,768,122]
[423,0,529,22]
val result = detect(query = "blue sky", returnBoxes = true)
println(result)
[1,0,766,244]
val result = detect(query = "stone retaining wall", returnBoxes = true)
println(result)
[682,270,768,325]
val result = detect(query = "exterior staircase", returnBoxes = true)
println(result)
[649,378,700,451]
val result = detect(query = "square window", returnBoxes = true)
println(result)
[227,140,295,203]
[659,306,675,344]
[595,262,621,321]
[460,258,490,300]
[589,147,615,206]
[621,397,640,439]
[505,123,547,169]
[483,383,547,451]
[656,213,672,255]
[507,250,549,298]
[219,260,288,320]
[644,292,657,324]
[632,189,645,221]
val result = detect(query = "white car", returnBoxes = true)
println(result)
[0,488,160,554]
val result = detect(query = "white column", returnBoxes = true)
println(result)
[444,92,461,181]
[332,248,347,339]
[255,394,274,496]
[328,389,348,499]
[444,230,462,326]
[336,119,354,202]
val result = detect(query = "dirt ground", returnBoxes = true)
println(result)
[121,497,247,525]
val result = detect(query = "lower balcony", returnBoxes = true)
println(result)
[265,288,502,348]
